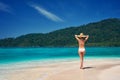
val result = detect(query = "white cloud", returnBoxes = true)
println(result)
[0,2,12,13]
[29,4,64,22]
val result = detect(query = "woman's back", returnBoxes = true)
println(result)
[78,39,85,48]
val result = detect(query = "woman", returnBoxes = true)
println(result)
[75,33,89,69]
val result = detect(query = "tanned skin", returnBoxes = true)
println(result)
[75,35,89,69]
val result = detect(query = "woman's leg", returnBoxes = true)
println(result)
[79,52,85,69]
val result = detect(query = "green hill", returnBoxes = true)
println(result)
[0,18,120,47]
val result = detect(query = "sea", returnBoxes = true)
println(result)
[0,47,120,65]
[0,47,119,67]
[0,47,120,80]
[0,47,120,64]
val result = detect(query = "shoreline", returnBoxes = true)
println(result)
[0,56,120,65]
[0,58,120,80]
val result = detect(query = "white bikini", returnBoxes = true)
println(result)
[78,48,85,52]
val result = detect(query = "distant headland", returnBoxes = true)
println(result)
[0,18,120,47]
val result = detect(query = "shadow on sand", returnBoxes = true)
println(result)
[82,67,94,69]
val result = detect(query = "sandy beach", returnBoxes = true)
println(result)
[1,59,120,80]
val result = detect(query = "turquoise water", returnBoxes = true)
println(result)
[0,47,120,64]
[0,47,120,80]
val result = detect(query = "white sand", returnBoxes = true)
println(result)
[1,59,120,80]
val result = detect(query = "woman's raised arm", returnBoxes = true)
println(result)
[85,35,89,42]
[75,35,80,41]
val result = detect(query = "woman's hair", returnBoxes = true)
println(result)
[79,37,86,40]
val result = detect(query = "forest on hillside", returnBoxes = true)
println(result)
[0,18,120,47]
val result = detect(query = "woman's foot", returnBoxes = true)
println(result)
[80,66,84,69]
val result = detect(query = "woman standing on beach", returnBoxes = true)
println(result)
[75,33,89,69]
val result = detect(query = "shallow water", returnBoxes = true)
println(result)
[0,47,120,80]
[0,47,120,64]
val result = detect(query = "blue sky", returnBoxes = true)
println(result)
[0,0,120,39]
